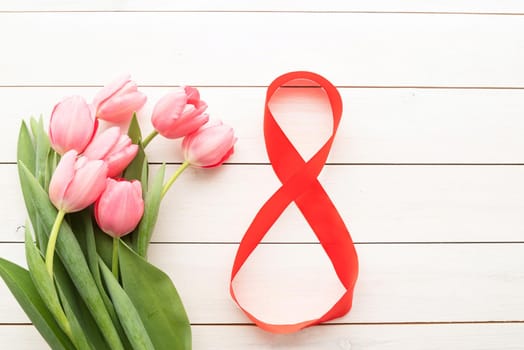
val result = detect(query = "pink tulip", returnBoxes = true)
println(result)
[93,74,147,124]
[49,95,96,155]
[83,127,138,178]
[151,86,209,139]
[49,150,108,213]
[182,120,236,168]
[95,178,144,237]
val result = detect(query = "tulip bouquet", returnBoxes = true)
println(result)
[0,75,236,350]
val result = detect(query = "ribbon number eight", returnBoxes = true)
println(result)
[230,71,359,334]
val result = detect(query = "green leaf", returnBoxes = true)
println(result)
[124,113,149,250]
[24,227,73,341]
[126,113,142,143]
[18,162,125,350]
[54,260,106,350]
[140,156,149,193]
[17,121,35,175]
[135,164,165,257]
[99,259,155,350]
[124,147,148,250]
[120,242,191,350]
[74,211,131,350]
[124,113,149,194]
[17,121,48,251]
[0,258,75,350]
[56,284,94,350]
[74,212,116,319]
[30,116,51,189]
[94,226,114,267]
[123,144,148,188]
[123,143,148,192]
[45,148,59,192]
[19,182,47,252]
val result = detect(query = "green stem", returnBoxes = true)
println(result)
[45,209,66,277]
[161,161,190,198]
[142,130,159,148]
[112,237,119,281]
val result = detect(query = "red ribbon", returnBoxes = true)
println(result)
[230,71,359,334]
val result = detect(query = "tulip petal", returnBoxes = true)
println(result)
[131,180,143,199]
[48,150,77,210]
[84,128,138,178]
[152,89,201,139]
[112,134,133,153]
[96,179,144,237]
[18,163,125,349]
[109,185,139,236]
[203,145,235,168]
[93,75,147,124]
[119,81,139,95]
[49,96,95,154]
[105,144,138,178]
[184,86,200,105]
[184,125,236,167]
[93,74,131,110]
[83,127,121,160]
[153,90,187,119]
[64,159,108,212]
[97,92,147,123]
[168,113,209,139]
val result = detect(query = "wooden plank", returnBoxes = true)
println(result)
[1,13,524,86]
[197,324,524,350]
[3,87,524,164]
[2,323,524,350]
[1,243,524,324]
[3,164,524,243]
[3,0,524,13]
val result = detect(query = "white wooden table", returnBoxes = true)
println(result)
[1,1,524,349]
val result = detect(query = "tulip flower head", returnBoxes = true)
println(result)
[83,127,138,178]
[49,150,108,213]
[93,74,147,124]
[151,86,209,139]
[49,95,96,155]
[182,120,236,168]
[95,178,144,238]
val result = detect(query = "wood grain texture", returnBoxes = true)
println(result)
[2,324,524,350]
[2,164,524,243]
[3,0,524,13]
[1,2,522,349]
[1,13,524,86]
[2,243,524,324]
[2,87,524,164]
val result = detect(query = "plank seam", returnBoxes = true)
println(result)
[3,162,524,166]
[3,241,524,245]
[191,320,524,326]
[3,10,524,16]
[3,85,524,90]
[2,320,523,326]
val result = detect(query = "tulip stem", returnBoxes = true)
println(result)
[161,161,190,198]
[112,237,119,281]
[45,209,66,278]
[142,130,159,148]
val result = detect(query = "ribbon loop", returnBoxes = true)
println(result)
[230,71,358,334]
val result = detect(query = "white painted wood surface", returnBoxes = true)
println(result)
[3,324,524,350]
[1,1,524,349]
[2,12,524,87]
